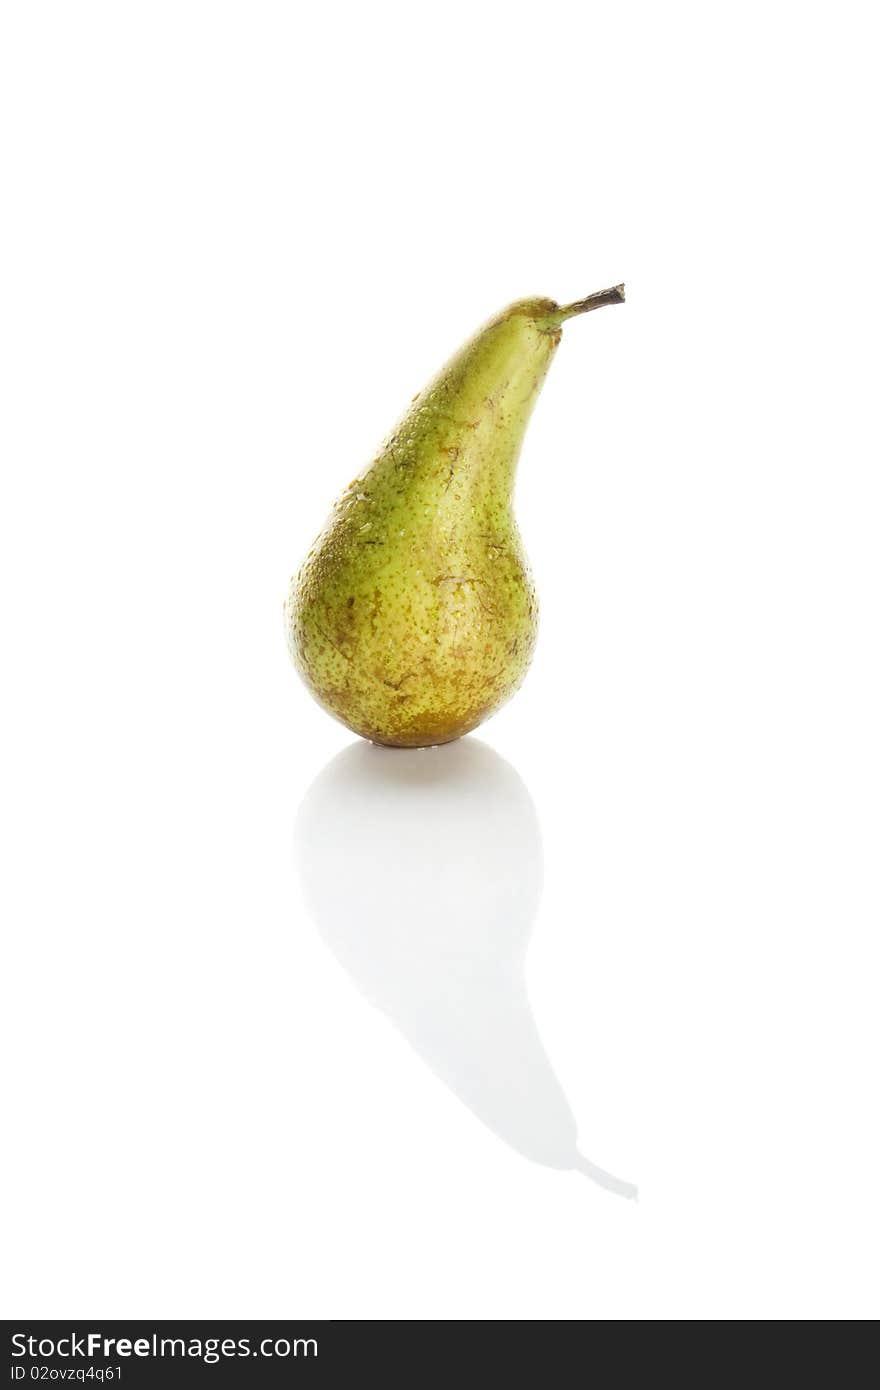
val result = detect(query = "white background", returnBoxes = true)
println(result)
[2,2,878,1320]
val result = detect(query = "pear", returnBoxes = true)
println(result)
[286,286,624,746]
[295,738,636,1196]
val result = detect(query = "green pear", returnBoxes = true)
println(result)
[286,286,624,747]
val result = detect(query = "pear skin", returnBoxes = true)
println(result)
[286,287,624,746]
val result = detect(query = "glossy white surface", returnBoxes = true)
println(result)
[2,2,878,1320]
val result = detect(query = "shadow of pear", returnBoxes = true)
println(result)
[295,737,636,1198]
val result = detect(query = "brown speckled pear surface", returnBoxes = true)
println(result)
[286,287,624,747]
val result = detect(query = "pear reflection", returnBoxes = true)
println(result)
[295,738,636,1198]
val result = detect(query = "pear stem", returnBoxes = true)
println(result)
[544,284,625,329]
